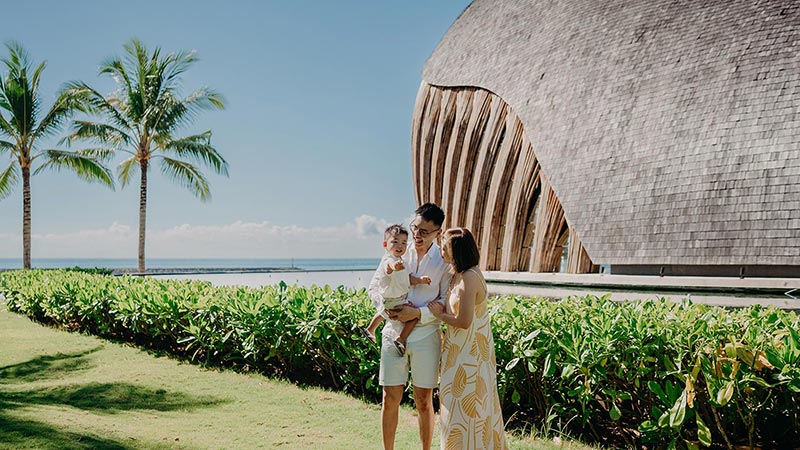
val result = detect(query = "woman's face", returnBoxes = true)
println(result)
[441,241,453,264]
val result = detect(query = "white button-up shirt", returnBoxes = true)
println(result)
[368,242,452,342]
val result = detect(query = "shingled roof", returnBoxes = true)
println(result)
[422,0,800,266]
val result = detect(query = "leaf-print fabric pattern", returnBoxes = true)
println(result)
[439,268,507,450]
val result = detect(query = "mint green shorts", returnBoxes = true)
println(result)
[379,331,441,389]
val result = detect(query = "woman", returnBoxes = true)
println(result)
[428,228,507,450]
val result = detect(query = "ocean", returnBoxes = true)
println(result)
[0,258,381,271]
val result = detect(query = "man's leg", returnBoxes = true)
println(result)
[413,386,434,450]
[382,385,403,450]
[408,332,441,450]
[380,334,410,450]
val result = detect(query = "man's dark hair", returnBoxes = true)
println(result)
[384,224,409,240]
[415,203,445,227]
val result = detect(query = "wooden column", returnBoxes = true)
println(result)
[410,82,596,274]
[567,229,596,274]
[500,138,540,271]
[440,89,475,228]
[450,90,491,229]
[529,175,567,273]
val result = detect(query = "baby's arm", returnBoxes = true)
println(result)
[409,274,432,286]
[385,259,405,275]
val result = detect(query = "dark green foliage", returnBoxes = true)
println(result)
[2,270,799,449]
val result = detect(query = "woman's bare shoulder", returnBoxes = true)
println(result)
[461,268,483,285]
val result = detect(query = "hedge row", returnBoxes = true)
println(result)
[2,270,798,449]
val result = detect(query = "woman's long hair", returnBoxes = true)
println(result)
[442,228,480,273]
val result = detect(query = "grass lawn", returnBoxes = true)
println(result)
[0,303,594,449]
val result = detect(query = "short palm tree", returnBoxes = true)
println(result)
[65,39,228,273]
[0,42,114,269]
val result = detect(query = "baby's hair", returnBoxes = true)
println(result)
[384,224,409,240]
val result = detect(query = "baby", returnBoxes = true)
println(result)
[362,224,430,355]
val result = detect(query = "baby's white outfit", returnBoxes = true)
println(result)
[377,253,411,313]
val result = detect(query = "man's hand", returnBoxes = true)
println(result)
[409,275,432,286]
[386,304,420,322]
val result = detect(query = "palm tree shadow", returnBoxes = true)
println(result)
[0,346,102,383]
[2,382,226,413]
[0,348,229,447]
[0,411,139,450]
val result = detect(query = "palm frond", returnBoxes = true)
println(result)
[29,60,46,96]
[62,81,132,130]
[65,120,132,148]
[2,41,29,75]
[32,88,82,140]
[156,87,225,134]
[0,161,18,200]
[160,131,228,176]
[76,147,117,162]
[33,149,114,189]
[0,78,10,112]
[157,156,210,201]
[125,39,152,116]
[1,42,40,136]
[0,111,16,137]
[161,49,199,86]
[0,139,15,154]
[117,155,140,188]
[98,56,134,102]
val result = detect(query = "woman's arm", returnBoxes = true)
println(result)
[429,271,477,329]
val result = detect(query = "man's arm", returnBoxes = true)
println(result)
[390,265,452,324]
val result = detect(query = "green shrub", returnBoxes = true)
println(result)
[1,270,798,449]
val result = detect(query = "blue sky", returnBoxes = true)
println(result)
[0,0,471,259]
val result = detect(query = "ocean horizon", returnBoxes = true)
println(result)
[0,258,381,272]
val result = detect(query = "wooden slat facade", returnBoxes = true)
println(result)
[411,83,597,274]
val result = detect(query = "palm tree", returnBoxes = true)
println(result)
[0,42,114,269]
[65,39,228,273]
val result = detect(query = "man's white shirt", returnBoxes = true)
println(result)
[368,242,452,342]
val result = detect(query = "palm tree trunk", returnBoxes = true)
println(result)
[22,166,31,269]
[138,160,148,273]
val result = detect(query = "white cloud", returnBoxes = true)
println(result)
[0,216,393,259]
[354,214,390,237]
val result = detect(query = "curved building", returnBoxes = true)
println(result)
[412,0,800,276]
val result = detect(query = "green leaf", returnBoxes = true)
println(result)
[696,415,712,447]
[668,389,687,428]
[543,353,555,377]
[158,156,211,201]
[609,402,621,421]
[0,161,18,200]
[658,410,670,428]
[505,357,520,371]
[511,390,521,403]
[648,380,668,405]
[716,380,734,406]
[34,149,114,188]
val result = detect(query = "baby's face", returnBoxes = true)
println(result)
[384,234,408,258]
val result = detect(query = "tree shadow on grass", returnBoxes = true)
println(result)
[0,347,102,383]
[0,348,228,448]
[0,412,139,450]
[2,382,225,413]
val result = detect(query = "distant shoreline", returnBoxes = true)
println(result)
[0,267,376,276]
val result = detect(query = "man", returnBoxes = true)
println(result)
[368,203,452,450]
